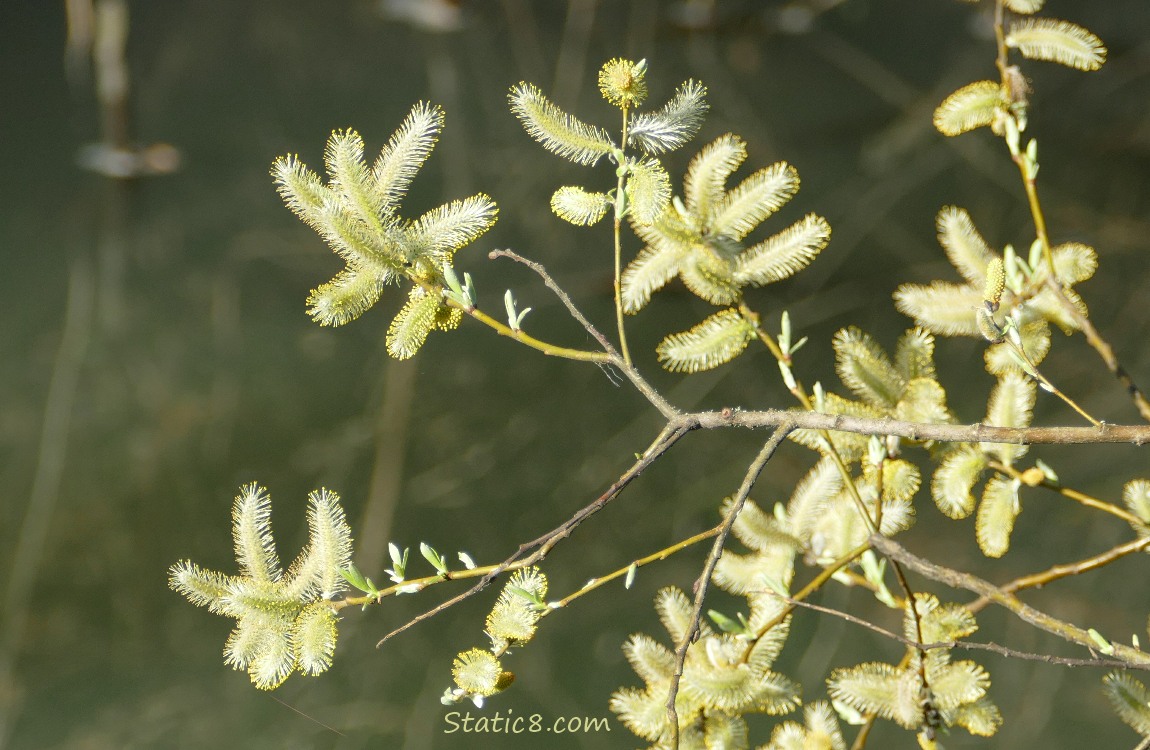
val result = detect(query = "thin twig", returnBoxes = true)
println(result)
[1004,335,1100,426]
[375,422,689,646]
[849,716,877,750]
[420,275,610,363]
[967,536,1150,614]
[666,425,793,750]
[989,459,1144,527]
[612,107,633,367]
[870,535,1150,668]
[783,596,1140,670]
[546,525,722,612]
[748,542,876,656]
[490,248,677,418]
[1043,277,1150,423]
[489,249,616,355]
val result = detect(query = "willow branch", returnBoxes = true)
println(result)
[418,277,610,363]
[749,541,875,647]
[547,525,721,613]
[459,302,610,362]
[990,1,1150,421]
[675,409,1150,445]
[612,129,633,367]
[870,535,1150,668]
[784,596,1140,670]
[967,536,1150,614]
[489,248,678,418]
[989,459,1144,527]
[666,424,793,750]
[375,421,689,646]
[1044,278,1150,423]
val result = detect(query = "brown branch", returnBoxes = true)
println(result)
[749,541,876,654]
[870,535,1150,668]
[489,248,678,418]
[487,250,1150,441]
[1043,277,1150,423]
[375,422,689,646]
[677,409,1150,446]
[784,596,1140,670]
[489,249,617,356]
[666,425,793,750]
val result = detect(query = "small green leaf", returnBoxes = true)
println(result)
[707,609,748,635]
[503,289,531,330]
[420,542,448,574]
[1088,628,1115,655]
[338,563,375,594]
[386,543,408,582]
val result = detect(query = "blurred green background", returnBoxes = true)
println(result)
[2,1,1149,747]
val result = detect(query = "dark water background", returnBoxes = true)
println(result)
[2,1,1150,747]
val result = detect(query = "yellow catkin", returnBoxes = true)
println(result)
[983,258,1005,309]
